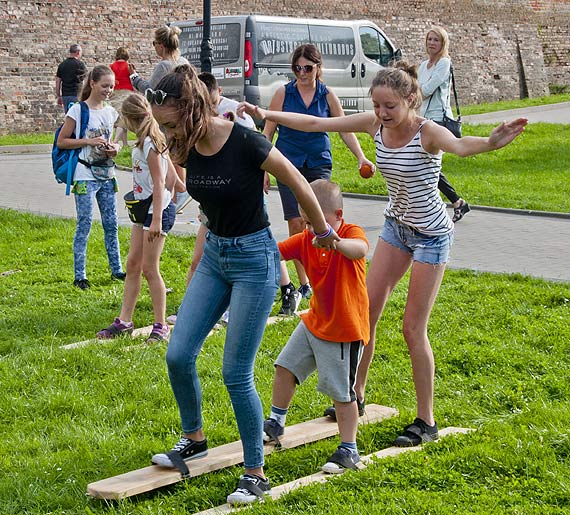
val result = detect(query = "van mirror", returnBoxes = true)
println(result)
[394,48,403,61]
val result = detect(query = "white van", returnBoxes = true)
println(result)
[171,15,401,114]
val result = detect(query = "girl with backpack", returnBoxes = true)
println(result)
[56,64,125,289]
[97,93,181,343]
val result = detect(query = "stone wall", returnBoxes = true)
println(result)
[0,0,568,133]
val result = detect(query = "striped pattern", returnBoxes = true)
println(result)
[375,124,453,236]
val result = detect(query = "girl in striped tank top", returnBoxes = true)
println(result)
[238,61,527,447]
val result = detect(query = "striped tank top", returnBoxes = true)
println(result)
[375,122,453,236]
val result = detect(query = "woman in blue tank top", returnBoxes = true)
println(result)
[263,44,374,314]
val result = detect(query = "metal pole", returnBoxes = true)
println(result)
[200,0,213,73]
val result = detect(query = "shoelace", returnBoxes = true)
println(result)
[172,437,191,452]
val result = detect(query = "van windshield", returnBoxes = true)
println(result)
[179,23,241,66]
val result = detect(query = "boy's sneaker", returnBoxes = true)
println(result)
[166,313,178,325]
[151,437,208,468]
[96,317,134,339]
[298,283,313,299]
[393,418,439,447]
[73,278,91,290]
[111,272,126,281]
[278,283,301,316]
[263,418,284,445]
[226,474,271,505]
[146,322,170,343]
[322,446,362,474]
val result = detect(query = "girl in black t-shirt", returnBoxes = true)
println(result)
[146,64,338,506]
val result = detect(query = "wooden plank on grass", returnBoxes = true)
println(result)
[62,310,308,350]
[87,403,397,500]
[193,426,475,515]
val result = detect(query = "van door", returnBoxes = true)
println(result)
[357,25,396,110]
[176,18,246,100]
[308,23,361,114]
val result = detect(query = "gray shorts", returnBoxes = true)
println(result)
[275,321,363,403]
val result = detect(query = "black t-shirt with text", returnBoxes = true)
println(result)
[186,124,273,237]
[56,57,87,96]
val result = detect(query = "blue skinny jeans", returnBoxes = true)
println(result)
[73,179,123,280]
[166,227,280,469]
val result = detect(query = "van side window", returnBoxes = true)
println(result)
[179,23,241,66]
[257,22,310,65]
[309,25,355,70]
[359,27,393,66]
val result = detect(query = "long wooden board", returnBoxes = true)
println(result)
[62,310,308,350]
[194,427,474,515]
[87,403,398,500]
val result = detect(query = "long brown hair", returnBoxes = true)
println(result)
[79,65,114,101]
[121,93,166,153]
[153,64,216,164]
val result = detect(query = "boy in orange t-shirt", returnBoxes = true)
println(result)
[264,179,369,473]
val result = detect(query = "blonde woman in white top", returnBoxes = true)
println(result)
[418,26,470,222]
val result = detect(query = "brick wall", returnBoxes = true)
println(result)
[0,0,568,134]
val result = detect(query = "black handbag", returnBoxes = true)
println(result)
[124,190,153,224]
[426,64,462,138]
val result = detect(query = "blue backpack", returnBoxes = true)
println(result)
[52,101,89,195]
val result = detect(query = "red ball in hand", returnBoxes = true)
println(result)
[359,163,374,178]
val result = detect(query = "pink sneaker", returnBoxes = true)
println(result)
[97,318,134,339]
[146,322,170,343]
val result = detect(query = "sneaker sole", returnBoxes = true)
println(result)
[151,450,208,468]
[321,462,347,474]
[226,492,270,505]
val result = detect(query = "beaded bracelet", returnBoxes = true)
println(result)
[313,223,333,239]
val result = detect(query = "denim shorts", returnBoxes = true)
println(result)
[381,217,454,265]
[277,165,332,220]
[137,201,176,235]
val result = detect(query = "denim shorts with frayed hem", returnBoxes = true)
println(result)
[380,217,454,265]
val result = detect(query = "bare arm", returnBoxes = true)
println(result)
[327,89,374,168]
[55,77,63,105]
[261,86,285,142]
[333,237,369,260]
[187,222,207,286]
[147,148,165,242]
[239,101,379,138]
[261,147,339,249]
[422,118,528,157]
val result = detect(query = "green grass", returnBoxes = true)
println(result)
[1,209,569,514]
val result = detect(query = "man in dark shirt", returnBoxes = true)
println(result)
[55,44,87,113]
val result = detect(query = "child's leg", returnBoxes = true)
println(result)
[333,399,359,445]
[73,181,96,280]
[118,225,144,322]
[272,365,297,410]
[96,180,123,276]
[141,230,167,325]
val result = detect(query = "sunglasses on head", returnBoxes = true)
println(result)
[145,88,171,105]
[293,64,318,73]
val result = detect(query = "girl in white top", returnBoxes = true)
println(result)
[56,65,125,290]
[97,93,181,344]
[418,26,470,222]
[238,60,527,447]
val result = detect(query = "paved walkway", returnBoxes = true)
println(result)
[3,152,569,283]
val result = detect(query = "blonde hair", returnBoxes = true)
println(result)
[121,93,167,153]
[154,25,182,59]
[369,61,422,111]
[425,26,450,61]
[153,64,217,165]
[310,179,343,213]
[79,65,114,101]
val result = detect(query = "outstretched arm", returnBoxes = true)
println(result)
[423,118,528,157]
[238,101,378,136]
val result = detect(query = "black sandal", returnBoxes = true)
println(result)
[393,418,439,447]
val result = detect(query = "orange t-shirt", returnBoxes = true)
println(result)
[110,60,134,91]
[278,220,370,344]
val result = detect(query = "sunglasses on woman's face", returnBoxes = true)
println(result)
[145,88,170,105]
[293,64,317,73]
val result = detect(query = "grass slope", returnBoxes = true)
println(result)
[1,210,569,514]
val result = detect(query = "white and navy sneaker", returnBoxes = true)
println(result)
[151,436,208,468]
[226,474,271,505]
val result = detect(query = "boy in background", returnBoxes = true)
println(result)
[263,179,370,473]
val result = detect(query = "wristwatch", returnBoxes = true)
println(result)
[129,72,139,81]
